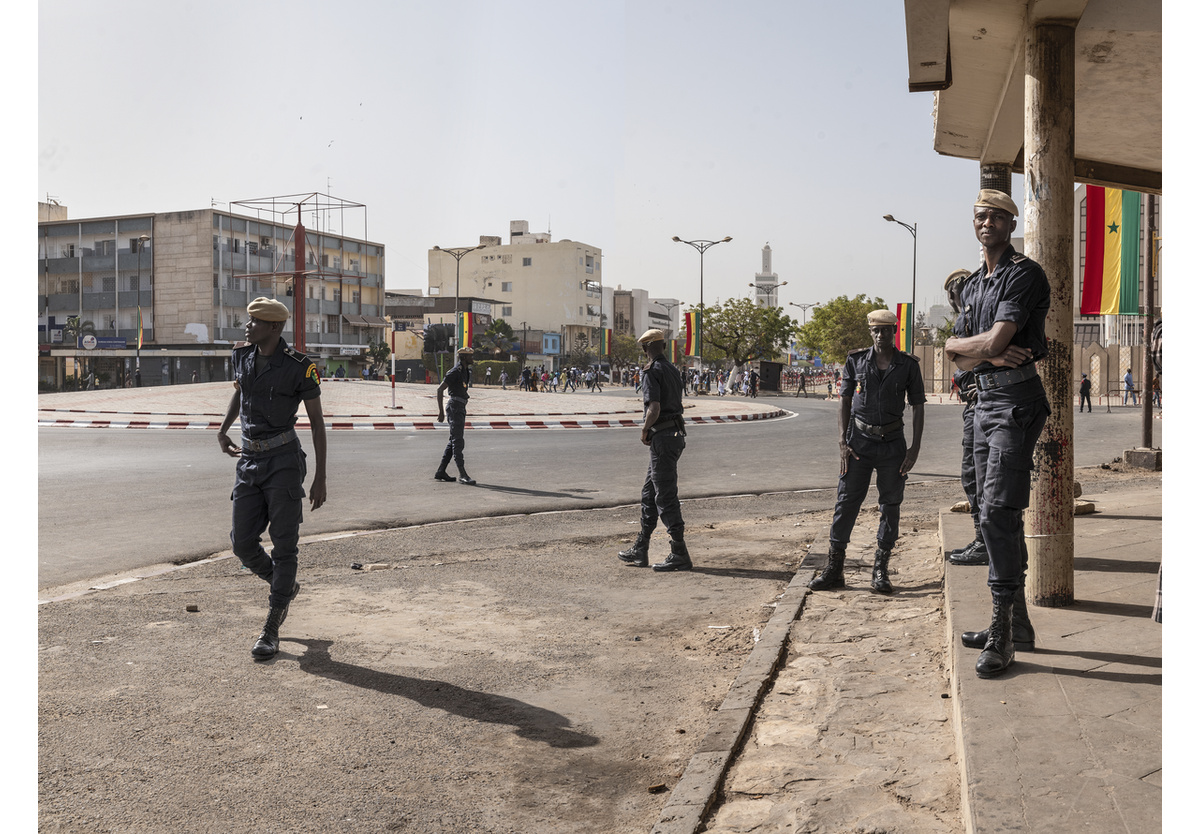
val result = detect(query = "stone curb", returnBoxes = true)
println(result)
[37,410,789,432]
[650,566,812,834]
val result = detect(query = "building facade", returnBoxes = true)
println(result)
[427,220,605,358]
[38,203,387,387]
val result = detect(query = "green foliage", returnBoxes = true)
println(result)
[796,294,889,364]
[690,297,798,367]
[609,333,641,371]
[476,318,520,356]
[366,339,391,370]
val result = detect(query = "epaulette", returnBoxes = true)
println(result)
[1011,252,1027,262]
[232,341,252,352]
[284,346,310,363]
[847,347,870,356]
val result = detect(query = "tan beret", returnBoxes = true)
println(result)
[247,296,290,322]
[456,347,474,356]
[637,328,666,345]
[867,309,898,327]
[974,189,1019,217]
[944,268,972,291]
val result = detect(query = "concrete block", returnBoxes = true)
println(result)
[1123,448,1161,470]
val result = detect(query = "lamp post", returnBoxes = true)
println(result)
[749,279,788,307]
[882,214,917,349]
[671,235,731,385]
[433,244,486,350]
[787,301,820,326]
[136,234,150,380]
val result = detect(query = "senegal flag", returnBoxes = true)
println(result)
[683,311,699,356]
[1081,186,1141,315]
[457,310,473,350]
[894,303,912,352]
[599,328,612,356]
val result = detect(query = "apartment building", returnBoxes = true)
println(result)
[38,203,386,387]
[427,221,604,355]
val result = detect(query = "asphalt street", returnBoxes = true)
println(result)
[38,390,1158,590]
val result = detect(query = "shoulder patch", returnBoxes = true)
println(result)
[305,363,321,385]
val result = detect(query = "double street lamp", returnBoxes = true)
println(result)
[433,244,487,350]
[787,301,820,326]
[671,235,731,379]
[883,214,917,348]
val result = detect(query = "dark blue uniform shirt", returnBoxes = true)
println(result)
[840,347,926,426]
[443,363,470,400]
[961,245,1050,374]
[233,338,320,441]
[643,355,684,420]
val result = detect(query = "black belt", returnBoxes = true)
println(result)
[242,429,297,453]
[976,363,1039,391]
[448,396,468,404]
[854,418,904,437]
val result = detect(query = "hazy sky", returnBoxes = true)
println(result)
[36,0,1019,318]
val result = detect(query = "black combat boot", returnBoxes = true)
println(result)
[652,537,693,572]
[961,591,1035,651]
[975,592,1016,678]
[456,466,476,485]
[948,536,988,565]
[870,547,894,595]
[251,605,288,660]
[278,582,300,627]
[808,545,846,591]
[434,468,456,482]
[618,534,650,567]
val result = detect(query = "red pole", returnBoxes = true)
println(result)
[293,221,307,353]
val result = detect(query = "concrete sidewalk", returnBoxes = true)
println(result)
[940,480,1162,834]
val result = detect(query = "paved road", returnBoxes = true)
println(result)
[38,396,1157,590]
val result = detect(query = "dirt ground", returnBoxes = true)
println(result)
[40,468,1156,833]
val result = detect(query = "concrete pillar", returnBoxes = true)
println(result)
[1024,21,1076,607]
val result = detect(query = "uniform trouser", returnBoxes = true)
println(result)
[961,404,980,530]
[1080,393,1091,411]
[230,445,307,609]
[640,433,686,539]
[439,399,467,470]
[973,379,1050,597]
[829,432,907,550]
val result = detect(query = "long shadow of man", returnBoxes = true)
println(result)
[291,638,599,750]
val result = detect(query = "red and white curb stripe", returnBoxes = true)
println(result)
[38,409,789,431]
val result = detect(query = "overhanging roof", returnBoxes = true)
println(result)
[902,0,1161,193]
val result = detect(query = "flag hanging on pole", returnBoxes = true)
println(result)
[600,328,612,356]
[894,303,912,352]
[1081,185,1141,315]
[457,310,473,350]
[684,311,698,356]
[137,306,144,350]
[670,339,678,363]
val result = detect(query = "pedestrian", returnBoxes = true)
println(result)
[191,370,199,384]
[749,368,759,398]
[944,268,988,567]
[618,329,691,571]
[434,347,477,485]
[944,189,1051,679]
[1123,367,1138,405]
[500,370,508,390]
[486,366,492,386]
[809,309,925,597]
[217,297,327,661]
[1079,373,1092,413]
[1152,374,1161,407]
[134,367,141,387]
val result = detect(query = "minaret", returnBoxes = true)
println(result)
[753,242,783,308]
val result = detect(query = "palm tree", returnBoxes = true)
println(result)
[62,316,97,390]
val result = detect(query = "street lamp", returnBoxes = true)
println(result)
[671,235,731,384]
[136,234,150,380]
[787,301,821,326]
[433,244,486,349]
[749,279,788,307]
[883,214,916,349]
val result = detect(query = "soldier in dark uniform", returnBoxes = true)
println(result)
[435,347,476,485]
[618,329,691,571]
[809,309,925,595]
[945,189,1051,679]
[945,268,988,567]
[218,297,327,661]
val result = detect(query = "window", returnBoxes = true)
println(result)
[502,282,513,292]
[502,306,513,317]
[102,276,116,292]
[522,257,532,267]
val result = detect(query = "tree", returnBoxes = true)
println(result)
[477,318,519,357]
[568,332,594,368]
[691,297,798,368]
[609,333,641,375]
[63,316,96,344]
[366,339,391,372]
[796,294,889,364]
